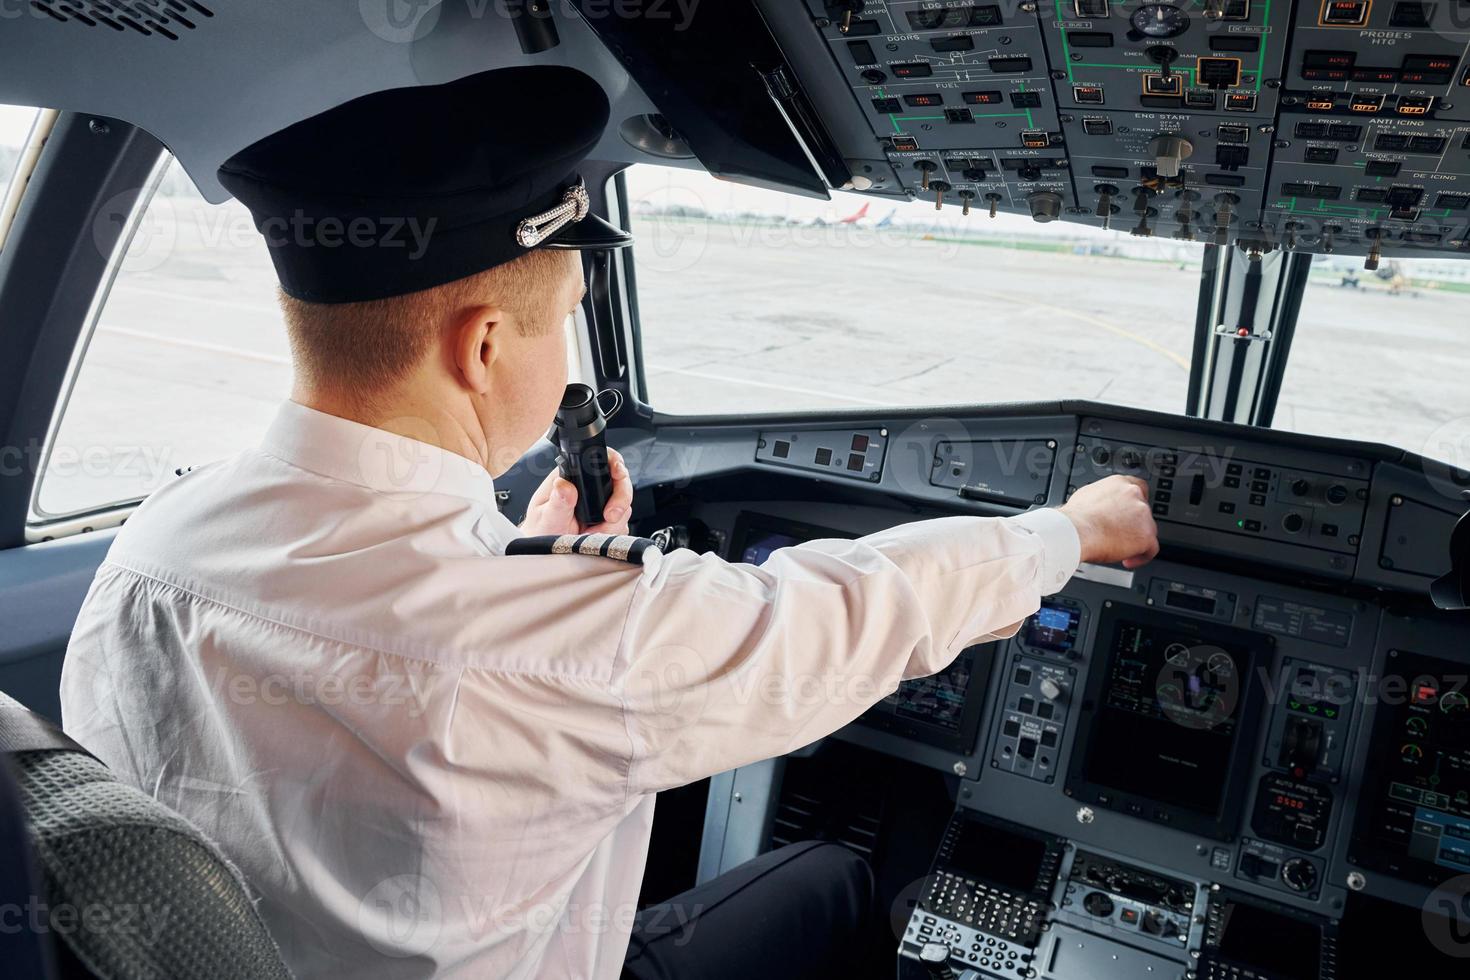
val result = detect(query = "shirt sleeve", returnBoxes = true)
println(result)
[614,511,1080,795]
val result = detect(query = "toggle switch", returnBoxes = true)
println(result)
[830,0,862,33]
[958,188,976,216]
[1321,223,1340,254]
[1213,192,1238,246]
[1147,45,1179,80]
[985,192,1003,218]
[1174,209,1196,240]
[914,159,937,191]
[930,180,951,210]
[1094,183,1119,230]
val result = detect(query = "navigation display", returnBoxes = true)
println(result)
[1065,605,1272,840]
[1351,651,1470,886]
[730,513,989,753]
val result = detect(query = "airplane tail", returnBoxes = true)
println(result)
[839,202,871,224]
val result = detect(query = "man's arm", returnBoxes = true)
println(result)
[614,476,1155,795]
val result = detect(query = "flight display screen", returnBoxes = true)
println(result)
[944,814,1052,897]
[730,513,989,753]
[1350,651,1470,886]
[1026,603,1080,653]
[1066,606,1270,839]
[1207,896,1325,980]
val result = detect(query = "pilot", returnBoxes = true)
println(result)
[60,66,1158,979]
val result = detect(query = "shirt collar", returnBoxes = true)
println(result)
[260,400,499,505]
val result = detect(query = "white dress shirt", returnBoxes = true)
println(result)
[60,400,1080,980]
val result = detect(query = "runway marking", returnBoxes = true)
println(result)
[96,325,290,366]
[993,292,1192,371]
[645,364,901,407]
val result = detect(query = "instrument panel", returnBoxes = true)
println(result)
[643,401,1470,977]
[778,0,1470,258]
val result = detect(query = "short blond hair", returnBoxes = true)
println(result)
[278,247,573,395]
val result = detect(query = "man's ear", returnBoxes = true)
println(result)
[449,305,506,394]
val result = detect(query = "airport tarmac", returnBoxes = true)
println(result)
[31,195,1470,518]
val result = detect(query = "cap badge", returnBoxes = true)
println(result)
[515,180,591,248]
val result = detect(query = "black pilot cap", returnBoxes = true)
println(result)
[217,65,632,304]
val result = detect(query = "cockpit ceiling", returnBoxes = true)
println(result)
[6,0,1470,260]
[0,1,657,202]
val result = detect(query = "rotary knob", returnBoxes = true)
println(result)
[1282,858,1319,893]
[1148,134,1195,179]
[1039,677,1063,701]
[1027,191,1064,223]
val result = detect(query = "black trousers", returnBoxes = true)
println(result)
[622,841,874,980]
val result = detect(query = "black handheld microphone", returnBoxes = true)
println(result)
[552,383,622,527]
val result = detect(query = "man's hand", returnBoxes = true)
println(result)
[520,448,634,537]
[1059,475,1160,569]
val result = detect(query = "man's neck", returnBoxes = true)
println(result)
[293,387,495,473]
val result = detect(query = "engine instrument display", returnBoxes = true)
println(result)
[1066,605,1272,839]
[1350,651,1470,886]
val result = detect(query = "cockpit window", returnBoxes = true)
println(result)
[1275,262,1469,471]
[1,104,39,202]
[31,157,290,521]
[622,164,1199,416]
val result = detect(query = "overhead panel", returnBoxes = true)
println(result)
[1263,0,1470,253]
[792,0,1470,257]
